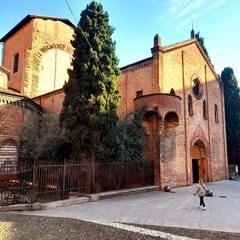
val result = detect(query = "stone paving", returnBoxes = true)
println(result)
[19,180,240,234]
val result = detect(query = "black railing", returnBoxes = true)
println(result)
[0,160,154,205]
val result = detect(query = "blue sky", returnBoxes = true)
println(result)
[0,0,240,80]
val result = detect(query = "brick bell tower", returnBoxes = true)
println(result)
[0,15,75,97]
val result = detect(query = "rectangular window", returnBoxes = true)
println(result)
[136,90,143,98]
[13,53,19,73]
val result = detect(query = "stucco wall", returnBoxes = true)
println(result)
[2,21,32,92]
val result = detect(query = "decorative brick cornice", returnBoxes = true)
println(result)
[120,57,152,73]
[121,61,152,73]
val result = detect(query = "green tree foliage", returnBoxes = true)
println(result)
[97,108,146,163]
[60,1,120,162]
[221,67,240,163]
[19,113,66,164]
[195,32,211,63]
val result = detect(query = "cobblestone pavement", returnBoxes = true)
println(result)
[0,213,240,240]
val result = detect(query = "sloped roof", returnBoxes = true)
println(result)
[0,87,42,112]
[163,38,196,52]
[0,65,10,75]
[120,57,152,70]
[0,87,24,97]
[0,14,76,42]
[120,38,219,82]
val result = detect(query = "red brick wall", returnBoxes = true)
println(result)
[0,95,40,168]
[117,40,227,188]
[0,98,38,145]
[0,103,23,137]
[151,42,227,187]
[32,89,65,114]
[118,58,160,118]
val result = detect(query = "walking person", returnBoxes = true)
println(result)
[193,178,206,210]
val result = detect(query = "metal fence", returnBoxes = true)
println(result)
[95,162,154,192]
[33,162,90,202]
[0,162,33,205]
[0,160,154,205]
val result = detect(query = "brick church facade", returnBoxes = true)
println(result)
[0,15,228,188]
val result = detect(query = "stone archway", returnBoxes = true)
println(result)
[37,48,72,95]
[143,110,161,185]
[24,43,73,97]
[191,140,208,183]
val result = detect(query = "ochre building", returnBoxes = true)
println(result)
[0,15,228,188]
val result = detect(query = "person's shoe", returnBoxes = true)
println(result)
[203,207,206,210]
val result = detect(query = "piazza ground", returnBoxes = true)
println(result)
[1,180,237,239]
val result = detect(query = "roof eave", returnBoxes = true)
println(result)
[0,14,75,42]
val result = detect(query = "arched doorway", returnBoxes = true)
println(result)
[191,140,207,183]
[143,111,160,185]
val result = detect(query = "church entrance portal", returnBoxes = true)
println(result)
[192,159,199,183]
[191,141,207,183]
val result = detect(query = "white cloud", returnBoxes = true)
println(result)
[177,0,207,18]
[156,0,227,30]
[175,0,227,29]
[204,0,227,12]
[176,13,199,30]
[169,0,192,13]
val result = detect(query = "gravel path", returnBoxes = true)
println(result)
[0,213,240,240]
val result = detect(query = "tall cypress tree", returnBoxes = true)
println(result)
[60,1,120,162]
[221,67,240,164]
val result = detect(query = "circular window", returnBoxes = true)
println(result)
[192,77,202,99]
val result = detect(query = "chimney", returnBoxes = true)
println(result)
[154,34,161,47]
[151,34,162,55]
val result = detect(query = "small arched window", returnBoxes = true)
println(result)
[214,104,219,123]
[164,112,179,134]
[188,95,193,116]
[203,100,207,120]
[170,88,175,95]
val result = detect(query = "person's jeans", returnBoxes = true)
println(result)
[200,196,205,207]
